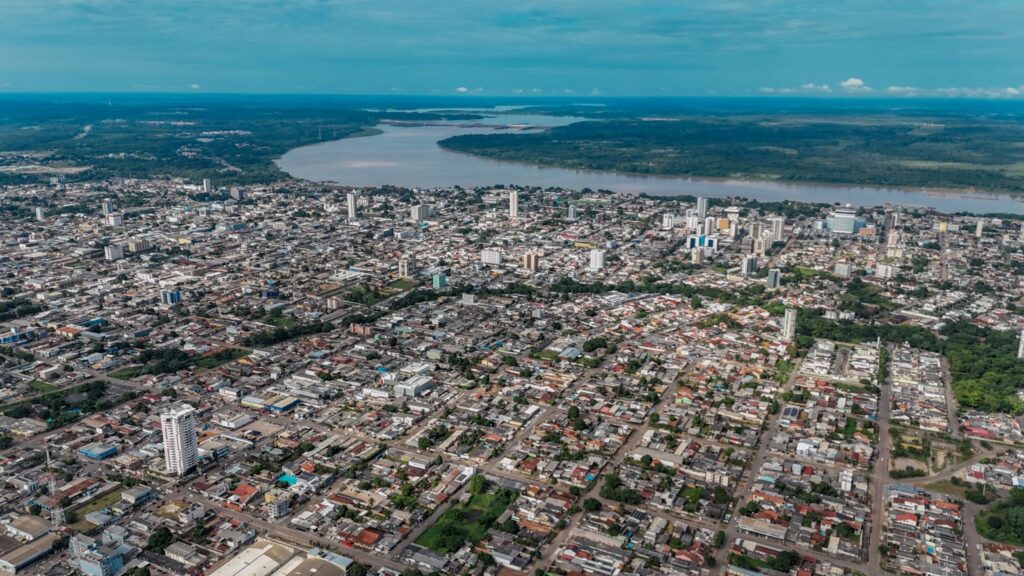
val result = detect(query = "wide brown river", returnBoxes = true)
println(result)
[277,111,1024,214]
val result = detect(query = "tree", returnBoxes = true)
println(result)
[649,413,660,426]
[146,527,174,553]
[583,498,603,512]
[714,530,726,548]
[469,474,488,495]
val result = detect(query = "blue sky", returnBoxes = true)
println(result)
[1,0,1022,97]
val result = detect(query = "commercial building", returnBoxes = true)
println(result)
[589,249,605,271]
[522,252,539,272]
[161,404,199,477]
[161,290,182,305]
[509,190,519,219]
[481,249,502,265]
[783,308,797,342]
[103,245,124,261]
[346,192,357,220]
[766,268,781,290]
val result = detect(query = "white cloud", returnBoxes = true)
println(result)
[1006,87,1020,96]
[887,85,918,96]
[840,77,872,93]
[455,86,469,93]
[800,83,832,93]
[189,83,201,90]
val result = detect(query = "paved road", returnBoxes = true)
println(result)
[866,344,893,576]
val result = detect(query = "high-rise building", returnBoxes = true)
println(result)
[589,249,606,271]
[410,204,433,221]
[696,197,708,219]
[101,198,114,216]
[783,308,797,342]
[975,219,985,239]
[741,254,758,276]
[346,192,357,220]
[834,262,853,278]
[691,248,704,264]
[104,245,124,261]
[753,236,767,257]
[1018,330,1024,360]
[432,273,447,289]
[202,178,211,194]
[567,205,578,221]
[509,190,519,219]
[35,207,45,222]
[161,290,182,305]
[769,217,785,242]
[481,249,502,265]
[662,213,675,230]
[106,213,123,227]
[161,404,199,477]
[398,257,415,278]
[522,252,539,272]
[767,268,781,290]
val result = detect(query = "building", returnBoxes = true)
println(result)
[103,245,124,261]
[70,534,125,576]
[696,196,708,219]
[230,187,245,201]
[522,252,539,272]
[769,217,785,242]
[589,249,605,271]
[34,207,45,222]
[834,261,853,278]
[662,213,675,230]
[431,273,447,289]
[0,533,59,575]
[567,205,578,221]
[976,218,985,238]
[105,213,123,227]
[783,308,797,342]
[202,178,211,194]
[766,268,781,290]
[398,257,415,278]
[741,254,758,276]
[410,204,433,221]
[4,516,50,542]
[346,192,357,220]
[1018,329,1024,360]
[161,404,199,477]
[161,290,182,305]
[101,198,114,216]
[824,206,865,235]
[509,190,519,219]
[481,249,502,266]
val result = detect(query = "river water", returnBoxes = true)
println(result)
[276,111,1024,214]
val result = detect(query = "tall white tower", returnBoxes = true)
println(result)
[509,190,519,219]
[589,249,606,271]
[696,197,708,219]
[769,217,785,242]
[1018,329,1024,360]
[346,192,357,220]
[101,198,114,216]
[783,308,798,342]
[161,404,199,477]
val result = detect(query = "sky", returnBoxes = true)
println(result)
[1,0,1023,98]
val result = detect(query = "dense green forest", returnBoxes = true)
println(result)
[0,95,480,186]
[440,113,1024,192]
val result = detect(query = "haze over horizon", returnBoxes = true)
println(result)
[2,0,1023,99]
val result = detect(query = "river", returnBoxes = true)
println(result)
[276,110,1024,214]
